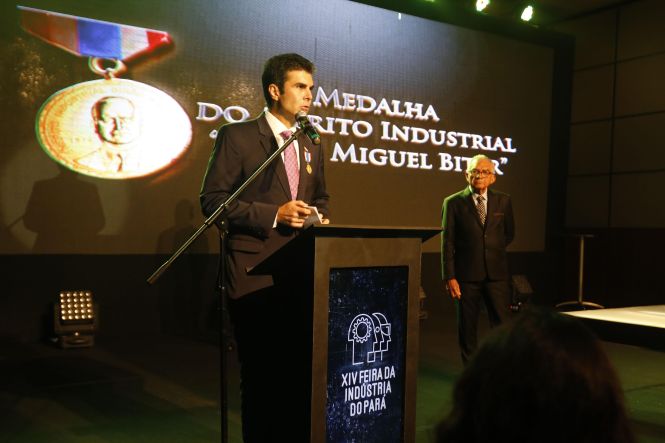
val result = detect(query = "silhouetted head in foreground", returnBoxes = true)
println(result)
[436,307,635,443]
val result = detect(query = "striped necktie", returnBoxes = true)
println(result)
[476,195,486,225]
[280,130,299,200]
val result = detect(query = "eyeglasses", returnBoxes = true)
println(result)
[468,169,494,177]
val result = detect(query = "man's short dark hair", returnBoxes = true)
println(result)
[262,53,315,107]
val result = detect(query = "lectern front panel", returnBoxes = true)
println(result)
[325,266,408,443]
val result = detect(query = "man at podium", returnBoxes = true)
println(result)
[200,53,330,441]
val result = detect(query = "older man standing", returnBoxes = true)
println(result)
[441,154,515,364]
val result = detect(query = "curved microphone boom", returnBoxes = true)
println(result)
[295,111,321,145]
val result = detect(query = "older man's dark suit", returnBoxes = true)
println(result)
[442,187,514,363]
[200,113,329,441]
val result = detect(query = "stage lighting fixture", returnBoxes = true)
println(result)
[53,290,97,348]
[520,5,534,22]
[475,0,490,12]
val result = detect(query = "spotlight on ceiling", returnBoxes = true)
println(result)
[520,4,534,22]
[475,0,490,12]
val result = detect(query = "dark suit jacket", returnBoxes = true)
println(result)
[441,187,514,282]
[200,113,329,298]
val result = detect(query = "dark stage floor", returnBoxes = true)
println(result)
[2,295,664,442]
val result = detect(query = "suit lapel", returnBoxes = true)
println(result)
[485,190,496,229]
[463,188,484,229]
[257,113,291,200]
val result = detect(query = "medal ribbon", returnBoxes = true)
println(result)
[18,5,171,61]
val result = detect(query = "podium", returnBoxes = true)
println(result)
[251,224,439,443]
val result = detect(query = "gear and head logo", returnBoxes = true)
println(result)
[347,313,392,365]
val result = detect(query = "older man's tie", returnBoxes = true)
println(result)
[476,195,486,225]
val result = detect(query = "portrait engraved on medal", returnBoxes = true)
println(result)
[37,78,192,179]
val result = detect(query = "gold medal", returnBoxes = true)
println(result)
[304,148,313,174]
[19,7,187,179]
[37,76,192,179]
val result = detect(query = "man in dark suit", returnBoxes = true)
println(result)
[200,53,329,442]
[441,154,514,364]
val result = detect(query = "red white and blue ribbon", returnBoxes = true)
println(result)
[18,5,172,61]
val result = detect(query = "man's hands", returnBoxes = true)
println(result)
[277,200,330,228]
[446,278,462,299]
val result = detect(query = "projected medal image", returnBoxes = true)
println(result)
[36,77,191,180]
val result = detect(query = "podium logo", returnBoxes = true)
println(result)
[347,313,392,365]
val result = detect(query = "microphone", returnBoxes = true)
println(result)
[295,111,321,145]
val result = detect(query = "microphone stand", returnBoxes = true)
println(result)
[146,125,308,443]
